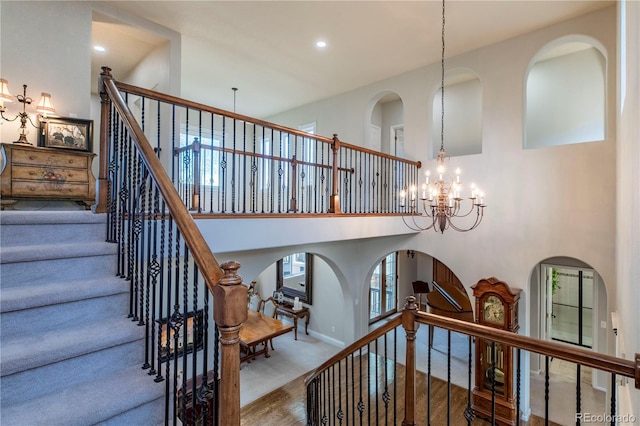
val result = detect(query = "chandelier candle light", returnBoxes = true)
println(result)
[400,0,485,233]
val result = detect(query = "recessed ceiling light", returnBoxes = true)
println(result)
[316,41,327,48]
[94,45,106,52]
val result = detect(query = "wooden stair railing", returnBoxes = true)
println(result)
[305,297,640,425]
[97,66,246,426]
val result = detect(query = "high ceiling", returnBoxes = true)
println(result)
[92,0,614,118]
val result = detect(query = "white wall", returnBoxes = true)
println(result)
[525,47,605,148]
[432,77,482,157]
[616,0,640,418]
[266,7,618,335]
[1,1,93,144]
[263,7,618,417]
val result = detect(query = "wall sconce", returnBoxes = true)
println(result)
[0,79,55,145]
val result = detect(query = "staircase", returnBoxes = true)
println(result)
[0,210,164,425]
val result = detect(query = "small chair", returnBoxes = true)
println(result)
[247,282,260,311]
[258,297,279,318]
[257,297,280,350]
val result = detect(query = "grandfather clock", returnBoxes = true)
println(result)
[471,277,522,426]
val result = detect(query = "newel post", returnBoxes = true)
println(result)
[213,261,248,426]
[95,66,113,214]
[328,134,342,213]
[402,296,419,426]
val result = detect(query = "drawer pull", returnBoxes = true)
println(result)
[29,171,38,176]
[29,155,36,160]
[68,159,75,164]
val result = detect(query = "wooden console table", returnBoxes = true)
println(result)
[0,143,96,209]
[276,302,310,340]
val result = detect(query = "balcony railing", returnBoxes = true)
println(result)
[96,73,420,217]
[305,298,640,425]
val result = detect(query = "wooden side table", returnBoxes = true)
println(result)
[276,303,310,340]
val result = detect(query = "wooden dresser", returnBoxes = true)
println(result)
[0,143,96,209]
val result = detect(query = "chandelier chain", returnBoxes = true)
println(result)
[398,0,485,233]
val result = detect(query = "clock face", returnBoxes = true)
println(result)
[483,295,504,325]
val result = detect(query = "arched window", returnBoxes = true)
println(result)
[525,41,606,148]
[432,71,483,158]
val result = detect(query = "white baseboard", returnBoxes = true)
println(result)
[308,329,345,348]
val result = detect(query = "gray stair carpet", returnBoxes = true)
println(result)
[1,210,165,425]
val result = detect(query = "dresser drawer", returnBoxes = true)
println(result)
[12,149,89,170]
[1,143,96,209]
[11,180,91,198]
[12,165,89,184]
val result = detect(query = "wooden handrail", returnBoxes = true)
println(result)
[114,81,334,144]
[338,137,422,167]
[414,310,640,386]
[304,315,403,386]
[114,80,420,168]
[100,68,224,292]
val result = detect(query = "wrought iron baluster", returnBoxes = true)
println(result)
[545,356,550,426]
[172,227,182,426]
[154,196,166,383]
[383,332,389,425]
[427,325,432,425]
[357,347,363,425]
[610,374,616,426]
[337,360,343,425]
[181,243,190,426]
[447,330,452,424]
[375,338,379,423]
[394,327,397,424]
[516,348,521,426]
[128,149,140,321]
[491,341,497,425]
[170,105,176,184]
[576,363,581,425]
[142,170,153,369]
[191,266,204,425]
[220,117,227,213]
[231,117,236,213]
[367,342,371,425]
[213,324,220,426]
[350,353,355,424]
[250,125,257,213]
[464,335,475,424]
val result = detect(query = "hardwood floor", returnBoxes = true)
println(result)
[241,353,558,426]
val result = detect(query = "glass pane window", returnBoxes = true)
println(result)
[369,253,398,322]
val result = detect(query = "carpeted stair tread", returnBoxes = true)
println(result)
[0,364,164,426]
[0,276,127,313]
[1,316,145,377]
[0,241,116,264]
[0,210,106,225]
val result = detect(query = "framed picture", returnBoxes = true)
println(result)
[157,310,204,362]
[39,116,93,152]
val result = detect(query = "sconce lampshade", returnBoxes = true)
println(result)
[0,79,14,103]
[36,93,55,114]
